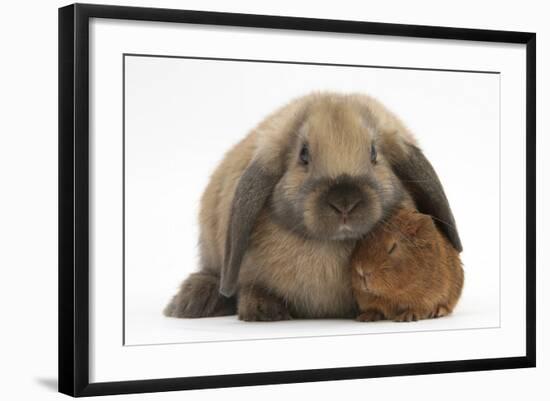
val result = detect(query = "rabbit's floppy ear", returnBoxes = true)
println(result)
[219,98,310,297]
[391,143,463,252]
[219,160,279,297]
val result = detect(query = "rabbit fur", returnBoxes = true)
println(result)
[164,92,462,321]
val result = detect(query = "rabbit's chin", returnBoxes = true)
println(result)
[329,223,368,241]
[302,218,378,242]
[271,216,370,241]
[331,232,361,241]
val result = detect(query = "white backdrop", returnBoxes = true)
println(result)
[124,55,501,345]
[90,17,525,383]
[0,0,547,400]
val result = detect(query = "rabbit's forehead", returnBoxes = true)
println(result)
[301,109,376,177]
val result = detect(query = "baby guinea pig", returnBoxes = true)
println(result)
[351,208,464,322]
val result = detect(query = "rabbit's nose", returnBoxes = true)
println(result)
[328,198,361,216]
[326,183,363,217]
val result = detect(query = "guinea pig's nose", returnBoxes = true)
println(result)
[326,184,363,216]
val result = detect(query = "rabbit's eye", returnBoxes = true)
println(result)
[371,144,377,164]
[299,144,310,165]
[388,242,397,254]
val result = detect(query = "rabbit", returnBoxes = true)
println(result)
[351,208,464,322]
[163,92,462,321]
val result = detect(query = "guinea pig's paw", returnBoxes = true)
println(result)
[238,286,292,322]
[356,309,385,322]
[164,272,236,318]
[393,310,420,322]
[431,305,451,318]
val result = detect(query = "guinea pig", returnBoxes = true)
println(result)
[351,208,464,322]
[164,92,462,321]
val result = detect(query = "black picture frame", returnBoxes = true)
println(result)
[59,3,536,397]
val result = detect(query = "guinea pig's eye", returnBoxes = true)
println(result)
[299,144,310,165]
[388,242,397,254]
[370,144,377,164]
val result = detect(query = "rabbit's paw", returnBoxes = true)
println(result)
[238,285,292,321]
[164,272,236,318]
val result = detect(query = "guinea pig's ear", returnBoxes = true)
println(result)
[403,212,434,237]
[219,160,280,297]
[391,144,463,252]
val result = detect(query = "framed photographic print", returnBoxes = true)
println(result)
[58,3,536,397]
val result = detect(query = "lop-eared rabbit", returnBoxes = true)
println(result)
[164,92,462,321]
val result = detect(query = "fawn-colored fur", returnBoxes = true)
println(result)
[165,93,461,321]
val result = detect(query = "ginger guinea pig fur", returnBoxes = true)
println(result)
[351,208,464,322]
